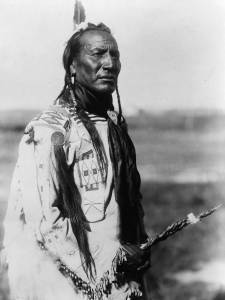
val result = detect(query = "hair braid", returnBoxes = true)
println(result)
[116,84,122,123]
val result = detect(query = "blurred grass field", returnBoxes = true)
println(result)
[1,110,225,299]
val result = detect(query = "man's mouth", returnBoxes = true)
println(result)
[98,75,116,82]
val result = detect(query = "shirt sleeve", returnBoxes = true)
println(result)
[3,127,79,300]
[3,129,50,253]
[3,117,65,256]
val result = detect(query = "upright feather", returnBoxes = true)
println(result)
[73,0,86,29]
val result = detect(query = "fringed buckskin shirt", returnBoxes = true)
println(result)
[4,104,129,299]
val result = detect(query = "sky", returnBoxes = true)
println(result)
[1,0,225,114]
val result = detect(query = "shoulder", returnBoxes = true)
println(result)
[25,104,71,133]
[23,105,72,145]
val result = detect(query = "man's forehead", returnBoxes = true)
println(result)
[79,30,118,50]
[84,40,118,51]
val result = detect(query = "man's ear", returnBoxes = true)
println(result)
[70,61,76,75]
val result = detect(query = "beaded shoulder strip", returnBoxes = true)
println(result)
[59,100,108,183]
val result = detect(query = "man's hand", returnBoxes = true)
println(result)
[120,242,151,274]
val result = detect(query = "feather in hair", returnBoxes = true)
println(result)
[73,0,86,29]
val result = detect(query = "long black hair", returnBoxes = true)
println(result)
[54,23,115,280]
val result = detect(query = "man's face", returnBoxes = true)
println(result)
[72,30,121,94]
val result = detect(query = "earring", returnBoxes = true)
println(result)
[71,73,76,85]
[68,75,77,107]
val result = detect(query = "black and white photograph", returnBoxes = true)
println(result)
[1,0,225,299]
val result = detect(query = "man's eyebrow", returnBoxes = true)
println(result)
[84,42,118,51]
[85,45,106,51]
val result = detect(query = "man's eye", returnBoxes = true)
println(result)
[111,51,120,59]
[92,52,104,57]
[114,54,120,59]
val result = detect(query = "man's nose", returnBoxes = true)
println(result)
[102,53,115,70]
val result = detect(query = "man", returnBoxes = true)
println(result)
[3,22,150,300]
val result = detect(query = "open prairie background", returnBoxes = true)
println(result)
[1,110,225,300]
